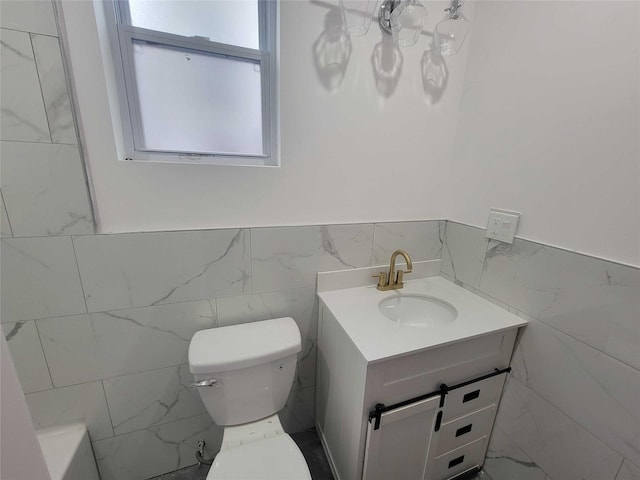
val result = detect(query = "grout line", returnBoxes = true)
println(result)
[31,319,56,390]
[533,314,640,373]
[0,26,58,38]
[27,32,53,144]
[70,236,89,314]
[437,220,445,261]
[490,423,553,480]
[502,299,640,375]
[247,228,254,294]
[207,299,218,328]
[2,285,316,324]
[78,219,447,238]
[92,411,213,442]
[100,379,116,438]
[442,223,639,374]
[94,363,188,383]
[0,138,74,146]
[477,234,490,290]
[613,457,625,480]
[0,232,75,240]
[448,272,640,375]
[447,220,639,270]
[507,374,630,465]
[30,362,192,392]
[4,216,638,273]
[0,189,15,237]
[368,223,376,267]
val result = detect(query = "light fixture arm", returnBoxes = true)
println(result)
[378,0,401,34]
[444,0,463,20]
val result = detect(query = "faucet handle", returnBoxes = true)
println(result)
[372,272,388,288]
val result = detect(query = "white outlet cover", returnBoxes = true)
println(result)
[486,209,520,244]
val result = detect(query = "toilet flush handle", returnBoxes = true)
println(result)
[192,378,218,388]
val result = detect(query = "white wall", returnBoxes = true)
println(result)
[448,1,640,266]
[60,0,470,234]
[1,336,51,480]
[60,0,640,266]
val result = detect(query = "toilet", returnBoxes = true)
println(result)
[188,317,312,480]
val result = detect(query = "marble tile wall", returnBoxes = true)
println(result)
[0,27,444,474]
[3,3,637,480]
[2,220,443,479]
[441,221,640,480]
[0,5,445,479]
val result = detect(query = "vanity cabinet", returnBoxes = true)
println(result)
[315,304,519,480]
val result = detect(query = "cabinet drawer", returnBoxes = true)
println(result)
[436,405,496,455]
[430,436,487,480]
[376,333,511,406]
[442,374,505,421]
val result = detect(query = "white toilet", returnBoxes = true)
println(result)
[188,317,312,480]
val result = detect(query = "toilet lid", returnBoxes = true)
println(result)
[207,434,312,480]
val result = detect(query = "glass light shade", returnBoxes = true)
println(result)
[390,0,428,48]
[435,12,471,56]
[340,0,377,37]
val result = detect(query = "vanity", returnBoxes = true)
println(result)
[315,259,527,480]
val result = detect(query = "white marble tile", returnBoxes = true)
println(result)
[471,288,509,311]
[0,1,58,36]
[0,192,12,237]
[484,426,547,480]
[316,260,441,292]
[37,301,215,387]
[280,386,315,434]
[441,222,489,288]
[0,141,93,236]
[495,376,622,480]
[510,316,640,466]
[31,34,76,144]
[26,381,114,441]
[371,220,443,265]
[1,236,86,322]
[93,414,222,480]
[616,460,640,480]
[217,288,317,391]
[73,229,251,312]
[0,29,50,142]
[479,238,640,370]
[251,224,374,293]
[2,320,52,393]
[104,365,206,436]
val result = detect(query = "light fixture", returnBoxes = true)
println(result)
[341,0,378,36]
[341,0,470,54]
[320,0,469,101]
[377,0,429,47]
[435,0,471,55]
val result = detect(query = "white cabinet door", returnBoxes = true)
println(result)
[363,396,441,480]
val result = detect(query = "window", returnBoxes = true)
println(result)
[105,0,278,166]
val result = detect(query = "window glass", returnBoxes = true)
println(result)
[127,0,260,49]
[131,39,264,155]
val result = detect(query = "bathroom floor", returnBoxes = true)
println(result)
[148,428,494,480]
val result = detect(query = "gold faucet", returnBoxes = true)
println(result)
[372,249,413,291]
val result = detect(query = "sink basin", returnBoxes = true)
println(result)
[378,294,458,327]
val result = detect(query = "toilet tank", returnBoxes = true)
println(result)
[188,317,301,426]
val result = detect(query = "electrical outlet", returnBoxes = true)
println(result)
[486,209,520,244]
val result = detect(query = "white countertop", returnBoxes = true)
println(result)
[318,276,527,364]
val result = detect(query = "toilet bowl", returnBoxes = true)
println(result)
[188,317,312,480]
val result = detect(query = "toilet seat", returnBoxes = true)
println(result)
[207,433,311,480]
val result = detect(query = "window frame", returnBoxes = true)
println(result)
[104,0,279,167]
